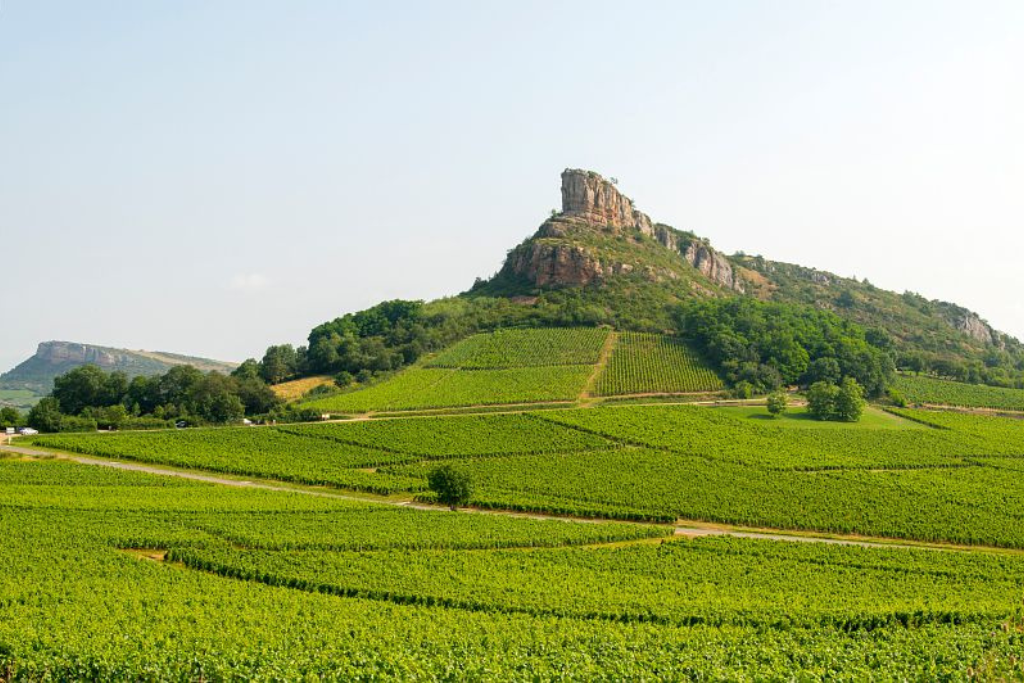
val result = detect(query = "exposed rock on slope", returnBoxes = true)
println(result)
[480,167,1016,365]
[560,169,653,234]
[0,341,238,396]
[501,169,742,293]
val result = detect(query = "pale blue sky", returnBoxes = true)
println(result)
[2,1,1021,371]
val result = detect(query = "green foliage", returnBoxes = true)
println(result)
[895,374,1024,411]
[27,397,64,432]
[808,379,866,422]
[427,464,473,509]
[595,333,724,396]
[678,298,895,396]
[279,413,616,458]
[6,459,1024,679]
[303,365,591,413]
[0,406,23,428]
[766,392,787,417]
[806,381,840,420]
[427,327,609,369]
[173,536,1024,629]
[836,377,866,422]
[31,428,426,495]
[37,363,282,431]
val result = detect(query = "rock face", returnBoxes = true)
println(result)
[502,169,746,292]
[952,312,995,344]
[35,341,125,367]
[682,242,742,292]
[560,169,653,235]
[506,243,604,287]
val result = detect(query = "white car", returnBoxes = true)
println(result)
[18,427,39,436]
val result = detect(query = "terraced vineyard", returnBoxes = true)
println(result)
[895,373,1024,411]
[594,332,724,396]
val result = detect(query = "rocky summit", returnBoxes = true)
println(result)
[500,169,741,291]
[479,168,1013,365]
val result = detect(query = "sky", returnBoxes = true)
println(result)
[1,1,1021,372]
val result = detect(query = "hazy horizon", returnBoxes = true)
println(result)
[2,1,1021,372]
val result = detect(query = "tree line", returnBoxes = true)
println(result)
[25,363,286,432]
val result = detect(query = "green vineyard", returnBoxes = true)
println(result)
[426,327,609,368]
[2,458,1023,679]
[895,373,1024,411]
[594,333,724,396]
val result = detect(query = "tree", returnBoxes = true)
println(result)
[835,377,866,422]
[231,359,262,381]
[806,381,840,421]
[766,392,788,418]
[28,397,63,432]
[52,364,107,415]
[805,357,841,386]
[427,464,473,510]
[0,407,22,428]
[260,345,299,384]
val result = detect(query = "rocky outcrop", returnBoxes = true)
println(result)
[651,226,743,292]
[951,312,995,344]
[560,169,653,235]
[682,242,743,293]
[498,169,749,292]
[505,242,635,287]
[35,341,124,367]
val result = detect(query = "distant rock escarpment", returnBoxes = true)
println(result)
[0,341,238,396]
[501,169,743,292]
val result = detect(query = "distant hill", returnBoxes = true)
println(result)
[0,341,238,408]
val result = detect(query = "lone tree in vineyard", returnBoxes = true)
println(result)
[427,464,473,511]
[766,391,788,418]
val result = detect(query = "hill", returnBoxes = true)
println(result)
[474,169,1022,383]
[0,341,238,408]
[241,168,1021,404]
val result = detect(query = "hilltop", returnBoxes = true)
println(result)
[0,341,237,408]
[229,168,1022,403]
[473,169,1021,383]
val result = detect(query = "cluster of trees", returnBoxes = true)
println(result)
[27,364,283,432]
[240,295,628,390]
[676,299,895,397]
[0,406,24,429]
[806,378,866,422]
[895,350,1024,389]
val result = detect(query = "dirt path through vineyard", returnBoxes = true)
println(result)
[578,331,618,403]
[6,442,1019,556]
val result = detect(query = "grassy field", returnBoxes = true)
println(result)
[714,405,925,429]
[271,375,336,400]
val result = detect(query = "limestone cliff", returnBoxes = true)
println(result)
[0,342,238,396]
[501,169,742,293]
